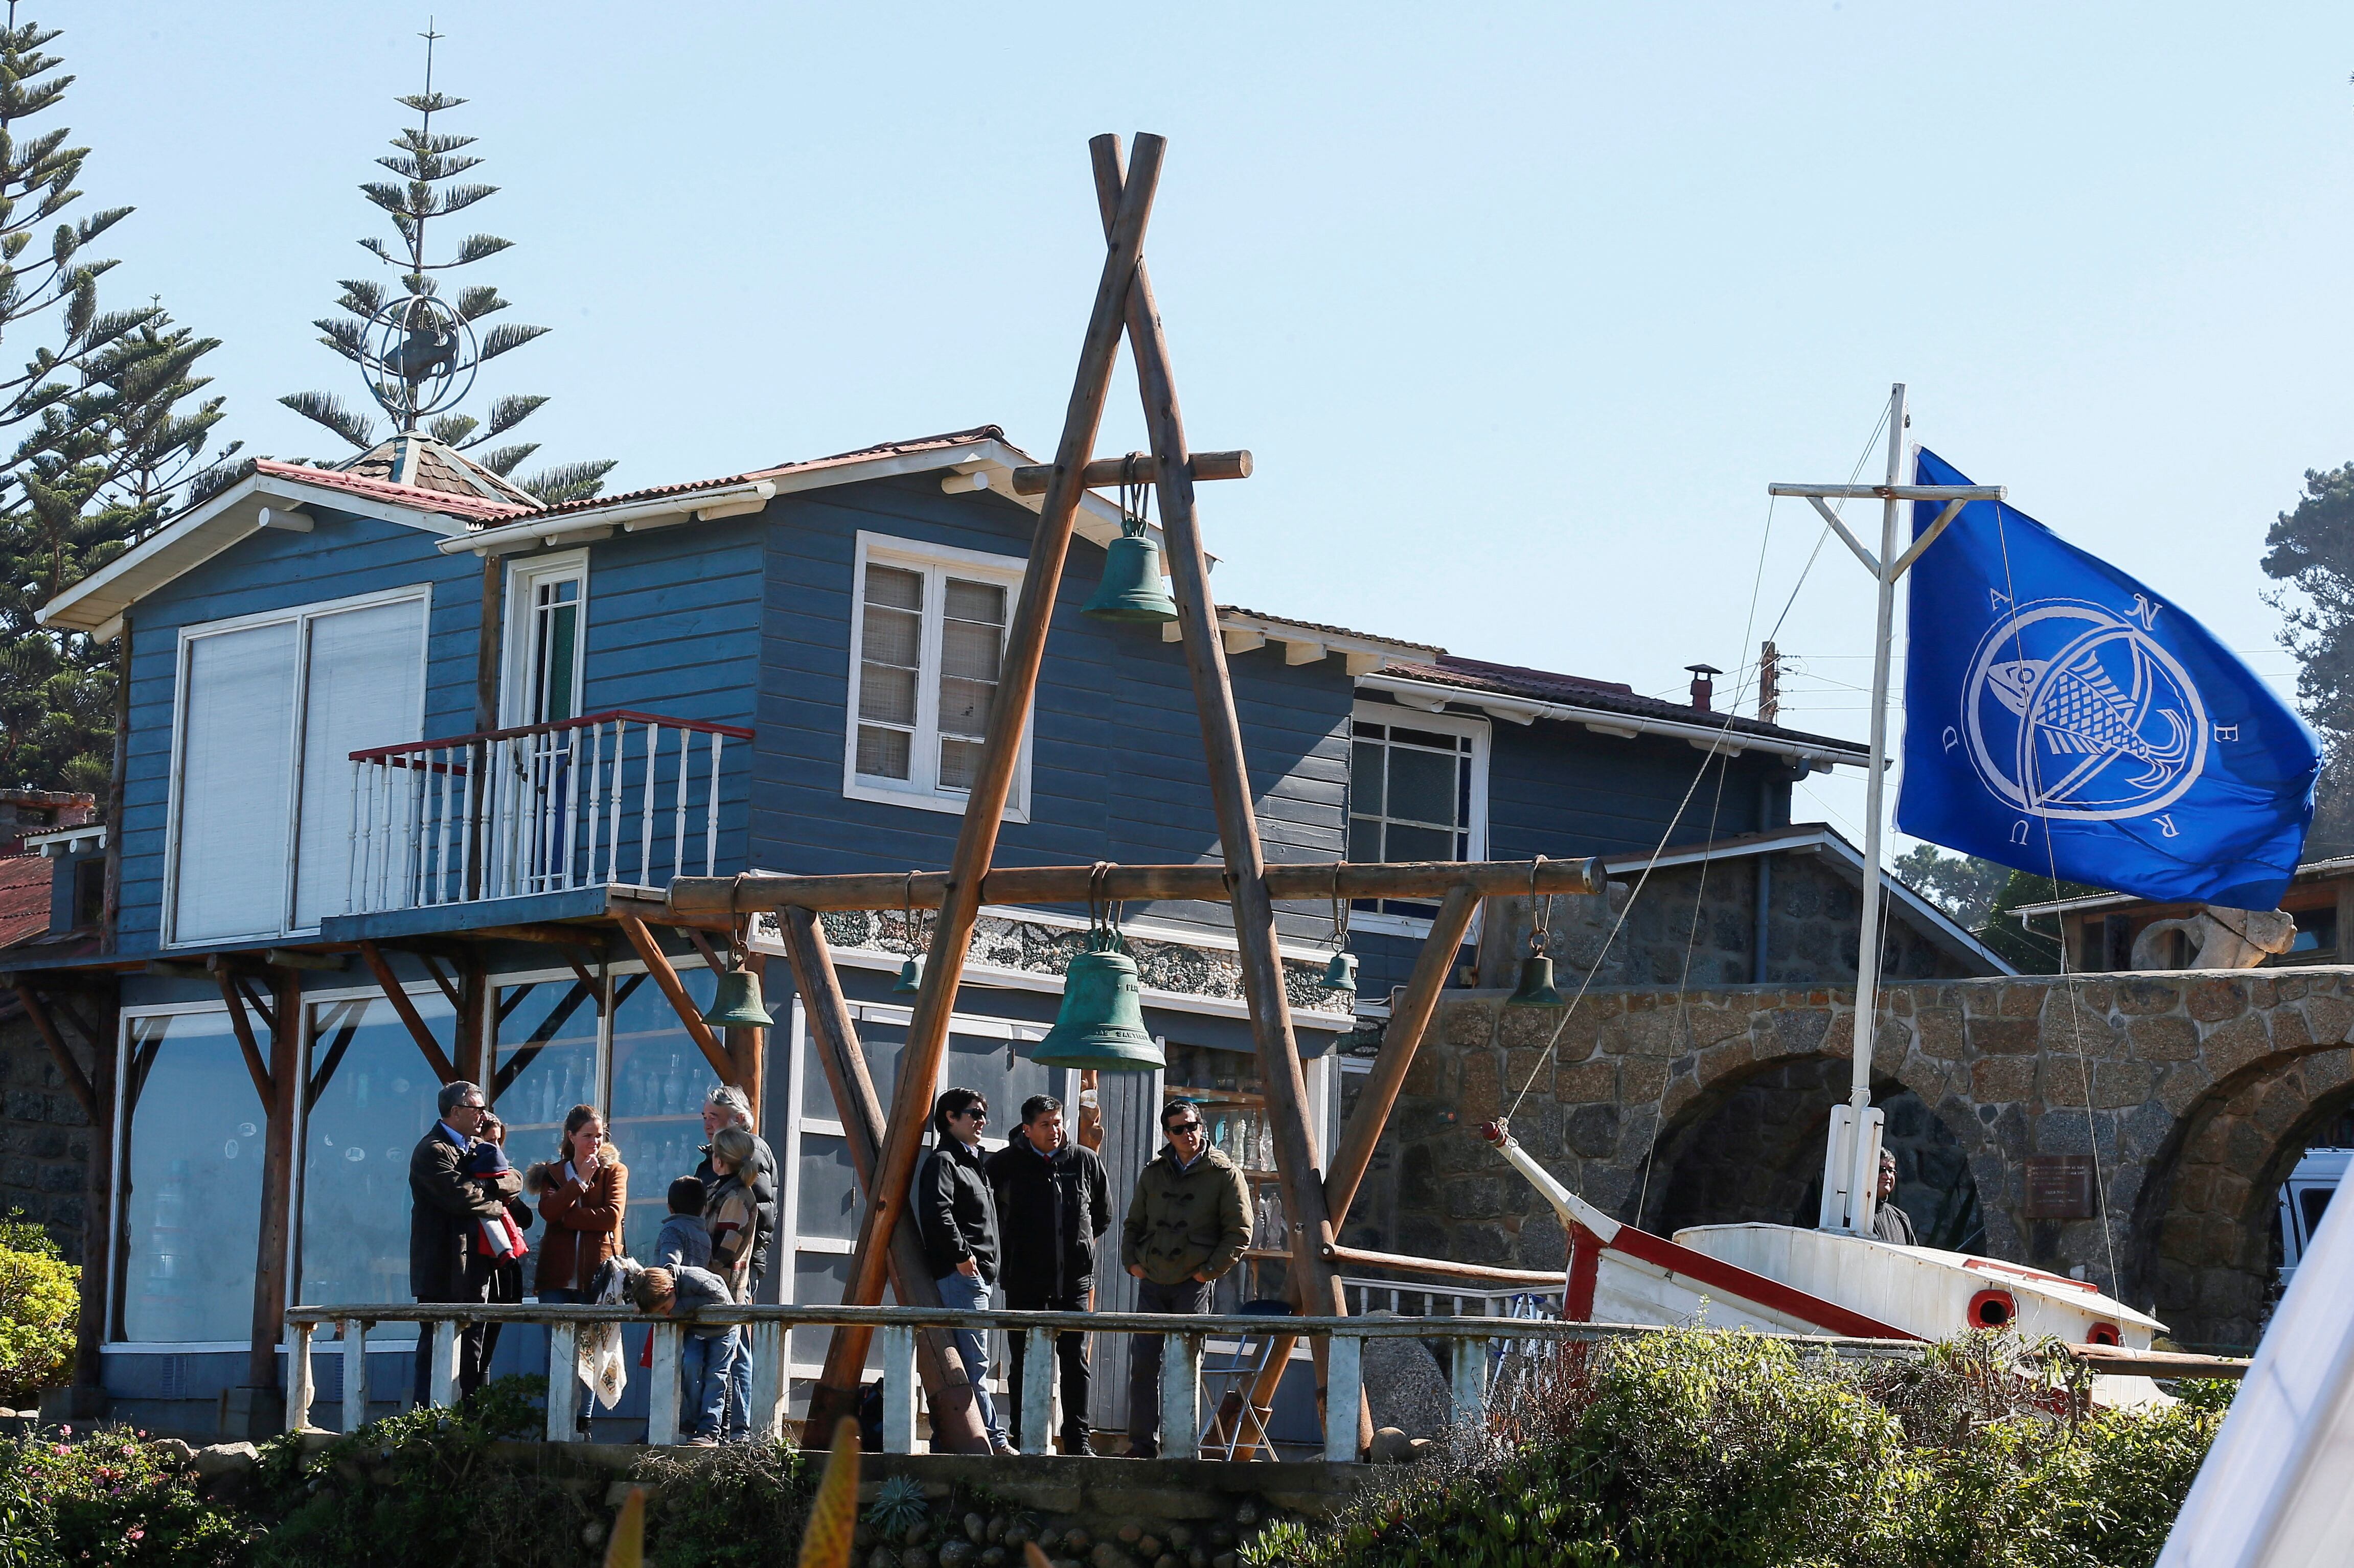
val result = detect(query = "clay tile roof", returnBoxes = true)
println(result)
[253,459,531,522]
[1214,606,1443,656]
[1383,654,1865,755]
[0,855,50,951]
[340,436,541,508]
[517,424,1017,522]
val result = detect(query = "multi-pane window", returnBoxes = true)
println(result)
[848,539,1023,813]
[1347,706,1487,925]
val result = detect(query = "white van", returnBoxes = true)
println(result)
[2278,1148,2349,1288]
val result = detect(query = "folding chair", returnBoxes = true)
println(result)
[1197,1299,1296,1459]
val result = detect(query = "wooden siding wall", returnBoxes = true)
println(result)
[752,474,1353,941]
[115,508,485,954]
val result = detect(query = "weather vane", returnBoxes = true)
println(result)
[354,18,481,431]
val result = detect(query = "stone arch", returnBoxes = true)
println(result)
[2131,1044,2354,1352]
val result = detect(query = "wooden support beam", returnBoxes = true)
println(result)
[474,922,608,950]
[673,856,1604,916]
[1007,448,1251,496]
[1091,134,1362,1458]
[10,984,98,1122]
[357,941,459,1085]
[263,948,348,972]
[822,132,1165,1374]
[248,970,300,1392]
[72,996,116,1391]
[414,954,464,1012]
[231,974,278,1040]
[678,926,729,978]
[1321,1243,1563,1288]
[778,908,988,1451]
[215,970,276,1107]
[614,912,738,1086]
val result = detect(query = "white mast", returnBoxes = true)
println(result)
[1769,384,2003,1235]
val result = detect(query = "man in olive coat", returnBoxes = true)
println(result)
[1120,1098,1250,1458]
[408,1080,523,1408]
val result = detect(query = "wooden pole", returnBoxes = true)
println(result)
[821,135,1164,1377]
[614,913,738,1085]
[72,994,116,1395]
[357,941,459,1084]
[1006,449,1251,496]
[1089,137,1362,1455]
[673,856,1602,917]
[724,948,767,1131]
[10,984,98,1121]
[100,611,130,955]
[778,908,988,1450]
[246,970,300,1393]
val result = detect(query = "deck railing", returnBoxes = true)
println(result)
[345,710,753,913]
[282,1302,1926,1461]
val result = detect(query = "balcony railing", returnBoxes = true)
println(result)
[283,1300,1928,1457]
[346,709,753,914]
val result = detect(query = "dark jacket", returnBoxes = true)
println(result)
[652,1212,712,1274]
[985,1134,1110,1299]
[1872,1201,1918,1247]
[694,1132,778,1284]
[408,1125,523,1302]
[1121,1142,1251,1287]
[917,1136,1000,1284]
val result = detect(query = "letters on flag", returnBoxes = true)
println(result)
[1896,449,2321,910]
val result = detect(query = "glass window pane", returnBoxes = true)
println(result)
[300,995,452,1333]
[1346,817,1381,864]
[940,620,1001,683]
[858,664,917,726]
[1390,726,1461,752]
[1351,741,1384,816]
[1385,823,1454,863]
[796,1131,860,1240]
[865,564,923,613]
[119,1012,266,1342]
[935,677,995,740]
[944,578,1005,627]
[608,967,719,1256]
[492,979,602,1143]
[861,605,921,670]
[856,1021,909,1115]
[539,601,579,725]
[938,736,982,791]
[857,725,911,780]
[1386,749,1458,827]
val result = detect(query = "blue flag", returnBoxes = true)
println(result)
[1896,448,2321,909]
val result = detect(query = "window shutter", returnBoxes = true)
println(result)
[294,599,427,928]
[173,622,298,942]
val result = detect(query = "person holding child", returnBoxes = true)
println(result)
[406,1081,522,1409]
[468,1113,533,1374]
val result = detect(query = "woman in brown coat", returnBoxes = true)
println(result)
[529,1104,627,1300]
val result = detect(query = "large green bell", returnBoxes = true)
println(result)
[893,953,925,994]
[702,966,775,1028]
[1320,951,1359,994]
[1506,953,1565,1008]
[1082,535,1178,624]
[1032,946,1164,1070]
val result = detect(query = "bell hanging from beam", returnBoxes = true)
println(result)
[1506,952,1566,1009]
[1032,941,1164,1070]
[702,964,775,1028]
[1319,950,1359,994]
[1082,534,1178,624]
[893,952,925,994]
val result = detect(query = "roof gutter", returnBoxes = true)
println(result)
[445,478,781,556]
[1355,672,1866,770]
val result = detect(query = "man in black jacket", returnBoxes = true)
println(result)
[986,1094,1110,1454]
[917,1087,1012,1454]
[407,1080,523,1409]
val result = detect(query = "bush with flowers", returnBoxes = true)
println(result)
[0,1208,78,1406]
[0,1422,249,1568]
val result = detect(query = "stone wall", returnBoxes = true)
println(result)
[1356,967,2354,1352]
[0,1010,94,1261]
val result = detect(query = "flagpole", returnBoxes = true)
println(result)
[1768,386,2000,1235]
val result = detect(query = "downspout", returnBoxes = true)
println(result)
[100,612,131,954]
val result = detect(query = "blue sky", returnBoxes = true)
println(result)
[56,3,2354,854]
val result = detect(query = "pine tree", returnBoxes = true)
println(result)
[280,31,613,505]
[2261,462,2354,858]
[0,15,236,792]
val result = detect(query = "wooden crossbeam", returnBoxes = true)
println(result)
[673,856,1604,916]
[357,941,460,1085]
[613,913,737,1086]
[814,130,1169,1415]
[1007,449,1251,496]
[214,970,275,1106]
[9,984,98,1122]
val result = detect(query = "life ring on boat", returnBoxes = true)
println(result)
[1967,1288,2017,1328]
[2084,1321,2121,1347]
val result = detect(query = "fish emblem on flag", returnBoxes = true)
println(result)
[1963,597,2205,820]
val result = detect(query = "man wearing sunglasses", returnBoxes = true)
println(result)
[917,1087,1014,1454]
[1120,1098,1250,1459]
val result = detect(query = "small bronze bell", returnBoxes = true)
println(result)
[1320,951,1359,994]
[1032,944,1164,1070]
[1506,953,1566,1009]
[1082,535,1178,624]
[702,966,775,1028]
[893,953,925,994]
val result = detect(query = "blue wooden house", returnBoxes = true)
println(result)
[9,422,1977,1437]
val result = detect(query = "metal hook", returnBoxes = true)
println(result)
[1330,862,1351,952]
[1528,855,1555,956]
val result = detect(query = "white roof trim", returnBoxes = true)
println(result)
[1356,672,1868,770]
[24,823,106,856]
[37,471,476,635]
[1602,824,2016,976]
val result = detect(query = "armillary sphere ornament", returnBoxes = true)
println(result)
[359,291,481,429]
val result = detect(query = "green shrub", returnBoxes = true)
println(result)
[631,1439,816,1568]
[0,1423,250,1568]
[0,1209,77,1406]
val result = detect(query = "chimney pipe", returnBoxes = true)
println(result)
[1686,662,1723,713]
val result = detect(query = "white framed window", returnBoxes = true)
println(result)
[843,532,1030,819]
[163,585,430,946]
[501,549,588,727]
[1346,699,1488,935]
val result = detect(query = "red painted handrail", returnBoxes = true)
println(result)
[349,708,754,763]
